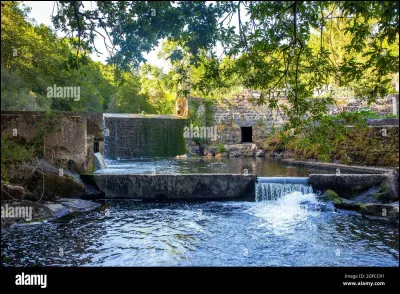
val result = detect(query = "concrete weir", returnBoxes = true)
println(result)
[309,174,388,193]
[92,174,256,200]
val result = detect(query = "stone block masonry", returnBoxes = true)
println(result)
[185,94,289,145]
[182,92,399,146]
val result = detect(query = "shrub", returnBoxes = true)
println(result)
[1,135,34,181]
[216,142,227,153]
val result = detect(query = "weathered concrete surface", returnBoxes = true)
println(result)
[309,174,388,194]
[1,111,104,173]
[282,159,392,174]
[92,174,256,200]
[366,118,399,126]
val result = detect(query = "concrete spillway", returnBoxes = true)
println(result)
[103,114,187,160]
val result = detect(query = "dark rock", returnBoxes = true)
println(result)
[1,200,53,228]
[204,146,217,156]
[350,186,388,204]
[334,198,362,211]
[7,159,87,201]
[361,203,399,223]
[188,145,203,156]
[1,183,33,201]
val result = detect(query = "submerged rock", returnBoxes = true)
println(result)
[361,203,399,223]
[1,198,102,228]
[1,200,52,228]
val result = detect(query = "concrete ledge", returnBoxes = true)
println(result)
[92,174,256,200]
[309,174,388,193]
[366,118,399,126]
[281,159,392,174]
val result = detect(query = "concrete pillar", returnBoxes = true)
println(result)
[393,94,399,116]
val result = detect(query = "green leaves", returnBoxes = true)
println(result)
[2,1,398,121]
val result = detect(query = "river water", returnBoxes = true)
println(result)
[1,158,398,266]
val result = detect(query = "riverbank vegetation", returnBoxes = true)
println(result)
[264,110,399,166]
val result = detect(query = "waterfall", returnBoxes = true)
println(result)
[103,114,186,160]
[256,177,313,202]
[94,152,107,170]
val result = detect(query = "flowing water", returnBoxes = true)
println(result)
[94,157,336,176]
[2,181,398,267]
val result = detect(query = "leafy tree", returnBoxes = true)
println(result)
[50,1,399,123]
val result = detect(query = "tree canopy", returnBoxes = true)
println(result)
[1,1,398,121]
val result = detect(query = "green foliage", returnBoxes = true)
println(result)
[266,108,399,165]
[1,134,34,181]
[30,111,59,158]
[322,190,341,204]
[1,1,399,122]
[287,111,368,160]
[192,137,208,146]
[188,98,215,127]
[216,142,227,153]
[0,2,168,114]
[52,1,223,70]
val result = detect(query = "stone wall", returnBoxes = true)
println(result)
[328,94,399,116]
[1,111,104,173]
[185,93,288,146]
[182,92,399,151]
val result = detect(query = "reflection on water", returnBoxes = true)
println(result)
[95,157,335,176]
[2,193,398,267]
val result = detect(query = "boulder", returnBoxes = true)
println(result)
[256,150,266,157]
[1,183,33,201]
[6,160,87,201]
[204,146,217,156]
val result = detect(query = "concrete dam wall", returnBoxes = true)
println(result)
[91,174,256,200]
